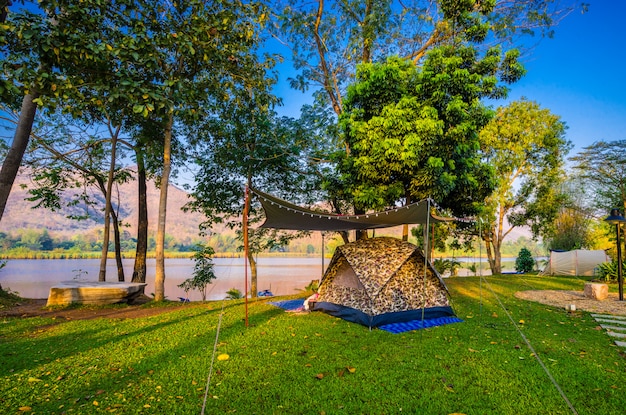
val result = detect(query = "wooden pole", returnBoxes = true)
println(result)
[243,185,250,326]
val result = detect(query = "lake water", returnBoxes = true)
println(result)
[0,256,522,301]
[0,257,327,301]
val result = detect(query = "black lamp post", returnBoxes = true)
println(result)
[605,208,626,301]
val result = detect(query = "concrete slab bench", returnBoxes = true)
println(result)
[46,281,148,307]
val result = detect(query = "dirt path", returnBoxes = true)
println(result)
[0,297,192,321]
[515,290,626,316]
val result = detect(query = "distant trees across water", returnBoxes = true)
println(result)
[0,227,543,260]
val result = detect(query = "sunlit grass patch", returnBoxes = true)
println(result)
[0,275,624,414]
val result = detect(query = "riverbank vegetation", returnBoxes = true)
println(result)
[0,227,545,260]
[1,275,624,414]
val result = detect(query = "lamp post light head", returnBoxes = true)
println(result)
[605,208,626,225]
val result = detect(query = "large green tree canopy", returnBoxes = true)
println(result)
[337,44,522,217]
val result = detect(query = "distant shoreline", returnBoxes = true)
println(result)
[0,251,330,260]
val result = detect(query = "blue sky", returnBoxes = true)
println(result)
[504,0,626,156]
[274,1,625,159]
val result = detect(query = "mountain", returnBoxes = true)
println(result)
[0,168,209,243]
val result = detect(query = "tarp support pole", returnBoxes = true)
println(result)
[243,185,250,327]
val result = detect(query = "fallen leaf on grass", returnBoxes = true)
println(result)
[27,377,42,383]
[18,407,32,412]
[346,366,356,373]
[315,373,324,380]
[217,354,229,361]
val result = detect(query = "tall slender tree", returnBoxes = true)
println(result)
[570,140,626,213]
[479,99,570,274]
[188,88,316,297]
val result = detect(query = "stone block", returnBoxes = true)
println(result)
[47,281,147,307]
[583,283,609,301]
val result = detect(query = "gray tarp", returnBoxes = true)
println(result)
[252,187,455,231]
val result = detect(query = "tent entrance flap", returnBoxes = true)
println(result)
[251,187,453,231]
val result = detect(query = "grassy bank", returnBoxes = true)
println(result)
[1,275,624,414]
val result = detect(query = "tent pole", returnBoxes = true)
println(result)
[243,185,250,327]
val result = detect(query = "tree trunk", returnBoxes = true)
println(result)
[354,207,368,240]
[98,126,120,281]
[402,193,412,241]
[132,149,148,283]
[483,232,502,275]
[0,92,39,223]
[248,250,257,298]
[154,112,173,301]
[110,208,125,281]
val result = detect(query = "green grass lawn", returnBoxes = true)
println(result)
[1,275,625,414]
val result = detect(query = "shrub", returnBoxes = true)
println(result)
[177,244,217,301]
[595,261,626,282]
[225,288,243,300]
[433,258,461,277]
[515,248,535,273]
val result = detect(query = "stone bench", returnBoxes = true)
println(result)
[46,281,148,307]
[584,282,609,301]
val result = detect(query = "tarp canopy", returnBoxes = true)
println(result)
[251,187,455,232]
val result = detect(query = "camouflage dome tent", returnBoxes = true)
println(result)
[313,237,454,328]
[251,188,459,328]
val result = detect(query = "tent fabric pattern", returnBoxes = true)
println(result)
[313,237,455,328]
[251,187,453,231]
